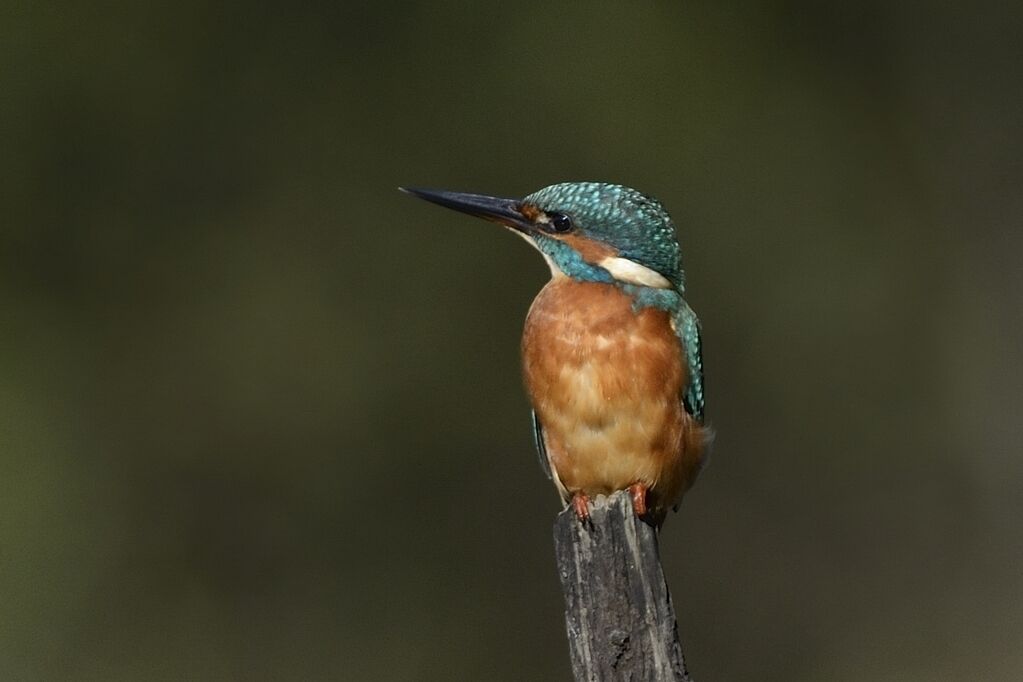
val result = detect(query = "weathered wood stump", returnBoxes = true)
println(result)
[553,491,693,681]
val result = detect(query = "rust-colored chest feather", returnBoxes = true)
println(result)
[521,279,705,516]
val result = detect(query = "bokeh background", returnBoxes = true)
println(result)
[4,2,1022,680]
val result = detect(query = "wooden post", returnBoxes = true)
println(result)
[553,491,694,681]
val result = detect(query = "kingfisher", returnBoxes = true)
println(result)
[401,182,708,526]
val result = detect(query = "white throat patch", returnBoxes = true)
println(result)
[597,256,673,289]
[509,230,566,279]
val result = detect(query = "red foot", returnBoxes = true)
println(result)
[628,483,649,518]
[571,493,591,523]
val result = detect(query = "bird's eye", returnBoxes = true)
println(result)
[549,212,573,233]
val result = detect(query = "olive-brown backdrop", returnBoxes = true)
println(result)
[5,2,1021,680]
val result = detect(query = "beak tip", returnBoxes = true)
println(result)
[398,186,435,202]
[397,186,530,232]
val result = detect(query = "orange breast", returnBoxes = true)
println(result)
[521,279,706,514]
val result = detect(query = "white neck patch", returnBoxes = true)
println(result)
[597,256,673,289]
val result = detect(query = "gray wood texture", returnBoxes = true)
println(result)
[553,491,693,681]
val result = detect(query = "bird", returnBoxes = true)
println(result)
[401,182,708,526]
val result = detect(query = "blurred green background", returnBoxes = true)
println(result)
[4,2,1022,680]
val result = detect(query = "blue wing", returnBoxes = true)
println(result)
[674,302,705,422]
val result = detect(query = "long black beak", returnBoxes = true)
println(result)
[399,187,533,232]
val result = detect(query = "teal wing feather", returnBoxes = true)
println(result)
[531,410,552,480]
[674,302,705,422]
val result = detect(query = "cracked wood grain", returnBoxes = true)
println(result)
[553,491,694,681]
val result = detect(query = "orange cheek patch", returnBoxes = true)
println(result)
[559,234,618,264]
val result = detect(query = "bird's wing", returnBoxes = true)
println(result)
[674,302,705,422]
[531,409,553,480]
